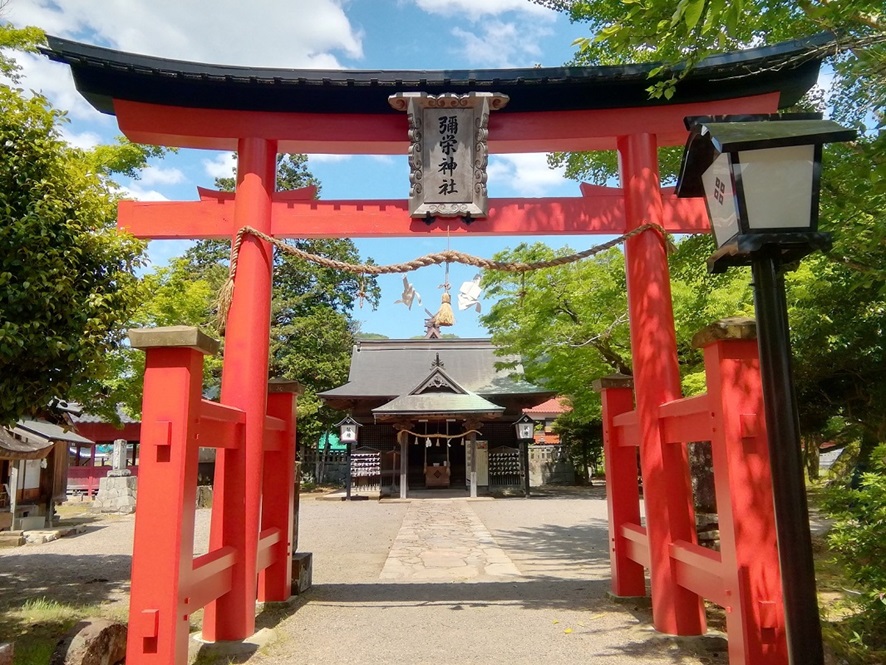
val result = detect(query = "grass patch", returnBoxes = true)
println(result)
[1,597,127,665]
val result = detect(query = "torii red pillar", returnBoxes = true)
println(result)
[202,138,278,641]
[619,133,706,635]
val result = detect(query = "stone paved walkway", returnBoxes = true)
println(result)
[379,499,521,582]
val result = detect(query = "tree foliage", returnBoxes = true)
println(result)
[0,15,43,82]
[104,257,225,419]
[0,84,149,425]
[480,237,753,417]
[821,444,886,652]
[481,244,630,424]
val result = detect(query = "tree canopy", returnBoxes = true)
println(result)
[0,20,176,425]
[0,71,167,424]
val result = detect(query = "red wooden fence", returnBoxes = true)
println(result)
[596,319,786,664]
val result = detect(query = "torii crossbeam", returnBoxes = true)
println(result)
[119,184,709,239]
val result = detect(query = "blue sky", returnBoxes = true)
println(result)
[5,0,608,338]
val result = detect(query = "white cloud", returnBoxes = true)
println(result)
[139,165,186,187]
[413,0,553,18]
[307,154,353,163]
[7,1,363,68]
[411,0,557,68]
[487,153,567,197]
[452,21,549,68]
[116,184,171,202]
[59,128,103,150]
[202,153,237,181]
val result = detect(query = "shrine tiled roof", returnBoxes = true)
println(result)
[41,33,831,116]
[524,397,571,416]
[319,338,550,400]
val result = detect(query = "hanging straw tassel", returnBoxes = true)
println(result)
[215,277,235,335]
[434,292,455,327]
[214,227,247,336]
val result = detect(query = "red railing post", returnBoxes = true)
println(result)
[593,374,646,597]
[258,380,300,602]
[619,132,705,634]
[125,327,219,665]
[695,318,787,664]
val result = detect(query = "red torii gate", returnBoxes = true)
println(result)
[43,33,829,665]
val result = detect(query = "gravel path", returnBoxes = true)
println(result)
[0,490,727,664]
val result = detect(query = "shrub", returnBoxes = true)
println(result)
[821,443,886,652]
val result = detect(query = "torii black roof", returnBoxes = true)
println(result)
[41,33,832,116]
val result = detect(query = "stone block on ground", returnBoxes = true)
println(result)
[51,619,126,665]
[291,552,313,594]
[91,475,138,514]
[0,533,24,548]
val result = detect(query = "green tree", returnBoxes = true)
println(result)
[103,257,226,418]
[821,444,886,654]
[480,237,754,483]
[0,20,174,424]
[0,15,42,82]
[481,244,630,423]
[0,84,152,425]
[480,238,752,414]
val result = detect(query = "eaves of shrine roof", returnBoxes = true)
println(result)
[372,392,506,418]
[41,33,832,116]
[318,338,550,400]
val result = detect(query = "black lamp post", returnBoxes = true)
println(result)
[335,415,361,501]
[676,113,856,665]
[514,414,535,497]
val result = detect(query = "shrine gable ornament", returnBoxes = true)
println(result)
[389,92,509,219]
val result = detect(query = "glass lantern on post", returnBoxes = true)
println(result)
[676,113,854,273]
[676,113,856,665]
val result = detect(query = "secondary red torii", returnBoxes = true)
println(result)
[41,32,831,665]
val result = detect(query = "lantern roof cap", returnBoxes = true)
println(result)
[675,113,856,198]
[334,415,362,428]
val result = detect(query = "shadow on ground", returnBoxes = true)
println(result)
[489,516,613,567]
[231,580,727,665]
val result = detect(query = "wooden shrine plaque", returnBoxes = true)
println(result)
[389,92,509,219]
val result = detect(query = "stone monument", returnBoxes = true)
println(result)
[109,438,130,476]
[92,439,138,514]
